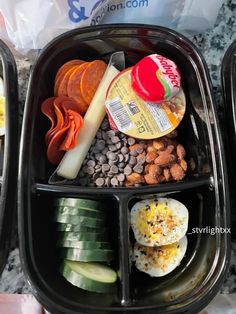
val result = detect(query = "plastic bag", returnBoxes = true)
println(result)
[0,0,224,55]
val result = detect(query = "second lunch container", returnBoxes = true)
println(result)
[18,24,230,314]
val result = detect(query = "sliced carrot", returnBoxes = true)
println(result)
[80,60,107,104]
[67,63,89,115]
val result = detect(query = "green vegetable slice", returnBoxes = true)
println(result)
[55,206,105,219]
[53,214,105,228]
[60,248,114,262]
[55,198,102,210]
[60,260,117,293]
[57,240,111,249]
[58,231,108,242]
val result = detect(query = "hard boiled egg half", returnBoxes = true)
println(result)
[134,236,187,277]
[130,198,188,247]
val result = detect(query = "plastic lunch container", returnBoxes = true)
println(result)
[17,25,230,314]
[0,40,18,275]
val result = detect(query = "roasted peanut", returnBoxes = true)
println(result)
[147,145,157,153]
[177,144,186,159]
[170,163,185,181]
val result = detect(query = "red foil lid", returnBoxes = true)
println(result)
[131,54,181,103]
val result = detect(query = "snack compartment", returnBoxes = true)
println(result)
[19,191,126,310]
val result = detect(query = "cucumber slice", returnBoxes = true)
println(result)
[57,240,111,249]
[55,206,105,219]
[60,248,114,262]
[53,214,105,228]
[55,198,102,210]
[56,223,104,232]
[60,260,117,293]
[58,231,108,242]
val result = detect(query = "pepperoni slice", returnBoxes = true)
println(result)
[55,60,85,82]
[45,103,65,146]
[41,97,57,144]
[60,109,83,151]
[54,60,85,95]
[67,63,89,115]
[80,60,107,104]
[57,66,80,97]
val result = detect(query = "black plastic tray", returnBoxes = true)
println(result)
[0,40,18,275]
[18,24,230,314]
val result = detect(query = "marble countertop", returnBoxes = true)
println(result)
[0,0,236,308]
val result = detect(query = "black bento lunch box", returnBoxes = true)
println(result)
[0,40,18,275]
[18,25,230,314]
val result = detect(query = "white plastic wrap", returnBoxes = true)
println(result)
[0,0,224,55]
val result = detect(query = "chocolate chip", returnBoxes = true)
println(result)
[128,137,136,146]
[106,130,116,138]
[116,142,122,149]
[96,140,105,151]
[96,130,102,139]
[124,155,129,162]
[117,173,125,182]
[111,136,120,144]
[96,177,105,187]
[110,165,118,174]
[118,162,125,168]
[124,166,132,175]
[121,147,129,154]
[102,147,109,155]
[99,155,107,164]
[111,178,119,186]
[87,160,96,167]
[86,166,95,175]
[108,144,117,152]
[118,154,124,162]
[108,160,118,166]
[102,132,109,141]
[129,156,137,165]
[102,164,110,172]
[92,172,100,180]
[107,152,116,161]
